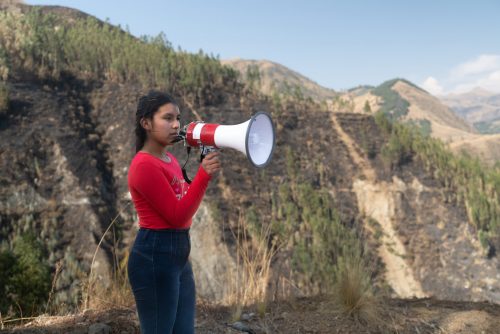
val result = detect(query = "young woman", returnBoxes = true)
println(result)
[127,91,220,333]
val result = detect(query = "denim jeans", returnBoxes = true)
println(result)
[127,228,195,334]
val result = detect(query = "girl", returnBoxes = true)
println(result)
[127,91,220,333]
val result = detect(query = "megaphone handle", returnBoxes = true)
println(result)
[199,145,217,162]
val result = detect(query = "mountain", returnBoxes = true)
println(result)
[339,79,500,166]
[1,3,499,327]
[390,81,500,165]
[221,58,338,101]
[440,88,500,134]
[221,58,500,165]
[222,59,499,165]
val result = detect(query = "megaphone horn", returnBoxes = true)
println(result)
[183,112,275,168]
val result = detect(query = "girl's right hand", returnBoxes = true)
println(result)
[202,152,221,176]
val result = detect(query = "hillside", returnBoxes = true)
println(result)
[440,88,500,134]
[221,58,338,101]
[1,4,500,333]
[340,79,500,165]
[392,81,500,165]
[221,60,500,165]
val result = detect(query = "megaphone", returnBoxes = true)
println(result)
[178,112,275,168]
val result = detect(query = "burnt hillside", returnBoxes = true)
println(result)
[3,72,499,307]
[1,3,499,317]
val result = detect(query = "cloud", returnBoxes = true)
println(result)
[452,70,500,94]
[421,76,444,95]
[482,70,500,91]
[422,54,500,95]
[450,54,500,78]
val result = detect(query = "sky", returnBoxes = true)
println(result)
[25,0,500,95]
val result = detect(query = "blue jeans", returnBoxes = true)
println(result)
[127,228,195,334]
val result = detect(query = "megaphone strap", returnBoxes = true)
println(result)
[182,167,192,185]
[181,146,192,184]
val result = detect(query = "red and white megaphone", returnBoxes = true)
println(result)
[178,112,275,168]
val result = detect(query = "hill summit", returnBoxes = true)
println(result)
[221,58,338,101]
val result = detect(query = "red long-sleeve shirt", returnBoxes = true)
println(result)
[128,151,211,229]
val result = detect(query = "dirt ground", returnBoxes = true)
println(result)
[2,296,500,334]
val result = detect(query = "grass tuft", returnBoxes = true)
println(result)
[225,214,280,321]
[332,255,381,326]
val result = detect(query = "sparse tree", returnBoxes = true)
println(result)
[246,64,261,90]
[364,100,372,113]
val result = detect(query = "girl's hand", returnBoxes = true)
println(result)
[202,152,221,176]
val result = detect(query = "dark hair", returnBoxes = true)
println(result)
[135,91,178,152]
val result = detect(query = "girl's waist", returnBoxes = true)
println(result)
[134,227,191,249]
[139,226,190,234]
[138,217,191,231]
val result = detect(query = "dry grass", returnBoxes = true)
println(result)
[83,204,134,311]
[83,204,280,317]
[84,251,134,311]
[224,215,280,321]
[332,255,381,326]
[44,260,63,314]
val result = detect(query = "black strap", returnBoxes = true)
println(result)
[181,146,192,184]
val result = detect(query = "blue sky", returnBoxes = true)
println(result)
[26,0,500,94]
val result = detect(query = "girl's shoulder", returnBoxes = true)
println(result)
[130,152,161,171]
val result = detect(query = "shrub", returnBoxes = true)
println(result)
[0,81,8,113]
[363,100,371,113]
[0,47,9,80]
[274,178,367,295]
[0,249,16,314]
[0,233,51,316]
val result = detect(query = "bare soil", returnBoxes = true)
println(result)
[3,296,500,334]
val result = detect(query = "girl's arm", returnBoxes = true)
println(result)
[131,162,211,227]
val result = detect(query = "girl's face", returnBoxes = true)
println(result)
[146,103,181,147]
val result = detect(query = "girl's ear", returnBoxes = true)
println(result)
[140,117,152,131]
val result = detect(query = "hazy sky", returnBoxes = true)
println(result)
[26,0,500,95]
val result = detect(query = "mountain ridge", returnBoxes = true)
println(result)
[440,88,500,135]
[221,58,338,101]
[222,57,499,163]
